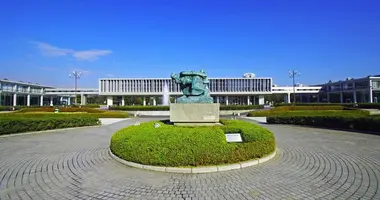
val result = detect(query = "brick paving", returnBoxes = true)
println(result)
[0,117,379,200]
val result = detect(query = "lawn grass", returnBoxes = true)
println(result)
[110,119,276,167]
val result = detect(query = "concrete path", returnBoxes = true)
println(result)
[0,117,379,200]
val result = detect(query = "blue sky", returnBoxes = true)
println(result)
[1,0,379,88]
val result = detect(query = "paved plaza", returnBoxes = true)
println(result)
[0,117,379,200]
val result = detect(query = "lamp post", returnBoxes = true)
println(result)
[69,71,82,105]
[289,70,300,104]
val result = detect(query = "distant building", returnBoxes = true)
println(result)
[317,75,380,103]
[1,73,379,106]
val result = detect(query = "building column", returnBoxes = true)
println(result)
[153,97,156,106]
[143,97,146,106]
[50,96,53,106]
[81,94,86,105]
[327,93,330,103]
[369,90,373,103]
[60,96,63,105]
[0,93,2,106]
[121,96,125,106]
[286,93,291,103]
[27,95,31,106]
[107,96,113,106]
[246,96,250,105]
[40,96,44,106]
[340,92,343,103]
[353,91,357,103]
[67,97,71,105]
[13,94,17,106]
[225,96,229,105]
[258,95,265,105]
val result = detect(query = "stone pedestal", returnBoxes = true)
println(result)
[170,103,220,126]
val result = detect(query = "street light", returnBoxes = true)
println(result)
[69,70,82,105]
[289,70,300,104]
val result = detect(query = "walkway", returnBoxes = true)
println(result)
[0,117,379,200]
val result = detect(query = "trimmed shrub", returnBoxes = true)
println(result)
[70,104,102,108]
[0,111,129,118]
[16,107,104,113]
[220,105,264,110]
[110,119,275,167]
[110,106,170,111]
[272,105,344,111]
[267,116,380,132]
[0,106,12,111]
[247,110,370,117]
[356,103,380,109]
[110,105,264,111]
[0,115,100,135]
[274,103,353,107]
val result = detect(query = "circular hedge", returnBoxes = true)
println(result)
[110,119,276,167]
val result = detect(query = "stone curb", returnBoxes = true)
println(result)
[109,148,277,174]
[0,125,102,138]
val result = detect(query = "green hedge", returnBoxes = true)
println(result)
[110,105,264,111]
[110,119,275,167]
[70,104,102,108]
[220,105,264,110]
[274,103,353,107]
[267,116,380,132]
[16,107,104,113]
[274,103,380,109]
[0,112,129,118]
[110,106,170,111]
[247,110,370,117]
[0,115,100,135]
[355,103,380,109]
[273,105,344,111]
[0,106,12,111]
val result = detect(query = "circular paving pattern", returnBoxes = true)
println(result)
[0,117,379,200]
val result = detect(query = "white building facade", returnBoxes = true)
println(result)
[317,75,380,103]
[99,77,273,106]
[1,74,379,107]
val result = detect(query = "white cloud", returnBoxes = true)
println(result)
[73,50,112,61]
[31,41,112,61]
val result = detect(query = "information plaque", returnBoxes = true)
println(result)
[225,133,243,143]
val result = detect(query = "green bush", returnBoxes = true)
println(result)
[0,111,129,118]
[220,105,264,110]
[16,107,104,113]
[274,103,353,107]
[0,106,12,111]
[267,116,380,132]
[110,119,275,167]
[247,110,369,117]
[110,105,264,111]
[356,103,380,109]
[70,104,102,108]
[110,106,170,111]
[0,115,100,135]
[273,105,344,111]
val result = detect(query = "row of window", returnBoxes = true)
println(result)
[99,78,272,93]
[0,84,43,93]
[322,80,373,91]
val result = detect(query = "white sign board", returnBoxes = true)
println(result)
[225,133,243,143]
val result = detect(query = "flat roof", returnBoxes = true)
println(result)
[0,79,53,88]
